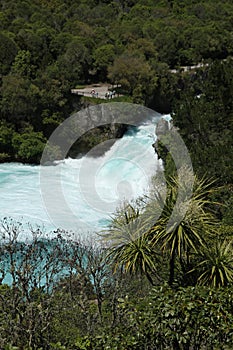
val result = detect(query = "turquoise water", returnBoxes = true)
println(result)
[0,115,169,238]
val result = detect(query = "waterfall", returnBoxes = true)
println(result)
[0,114,170,238]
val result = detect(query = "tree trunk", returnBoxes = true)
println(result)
[145,271,154,286]
[169,250,176,286]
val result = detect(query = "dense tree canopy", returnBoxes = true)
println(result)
[1,0,233,163]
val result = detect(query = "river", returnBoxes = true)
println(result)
[0,113,170,239]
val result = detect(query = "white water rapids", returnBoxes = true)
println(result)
[0,114,171,238]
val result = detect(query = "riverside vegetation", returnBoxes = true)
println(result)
[0,0,233,349]
[1,0,233,162]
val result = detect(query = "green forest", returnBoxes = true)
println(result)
[0,0,233,349]
[1,0,233,163]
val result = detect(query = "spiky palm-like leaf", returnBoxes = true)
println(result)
[101,204,158,284]
[194,239,233,287]
[150,175,216,253]
[102,170,219,287]
[147,173,218,285]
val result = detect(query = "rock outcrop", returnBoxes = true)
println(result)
[152,117,172,159]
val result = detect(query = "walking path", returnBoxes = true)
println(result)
[71,63,209,99]
[170,62,209,73]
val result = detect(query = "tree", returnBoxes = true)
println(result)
[1,75,40,122]
[93,44,115,80]
[12,127,46,163]
[57,37,93,84]
[0,121,15,160]
[14,25,55,69]
[108,52,156,99]
[104,169,219,287]
[11,49,35,77]
[0,218,65,349]
[172,59,233,185]
[154,28,180,67]
[102,204,159,285]
[0,32,18,75]
[50,32,73,59]
[149,172,218,286]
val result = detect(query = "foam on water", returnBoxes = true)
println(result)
[0,115,168,237]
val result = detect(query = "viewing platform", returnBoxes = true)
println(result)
[71,84,121,99]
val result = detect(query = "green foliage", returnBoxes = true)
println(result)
[12,127,46,163]
[1,75,40,120]
[93,44,115,79]
[150,173,218,285]
[194,238,233,287]
[0,121,15,157]
[11,50,35,77]
[0,210,233,349]
[1,0,233,164]
[103,171,221,287]
[0,32,18,75]
[102,204,158,285]
[75,284,233,349]
[108,52,156,97]
[172,59,233,185]
[136,285,233,349]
